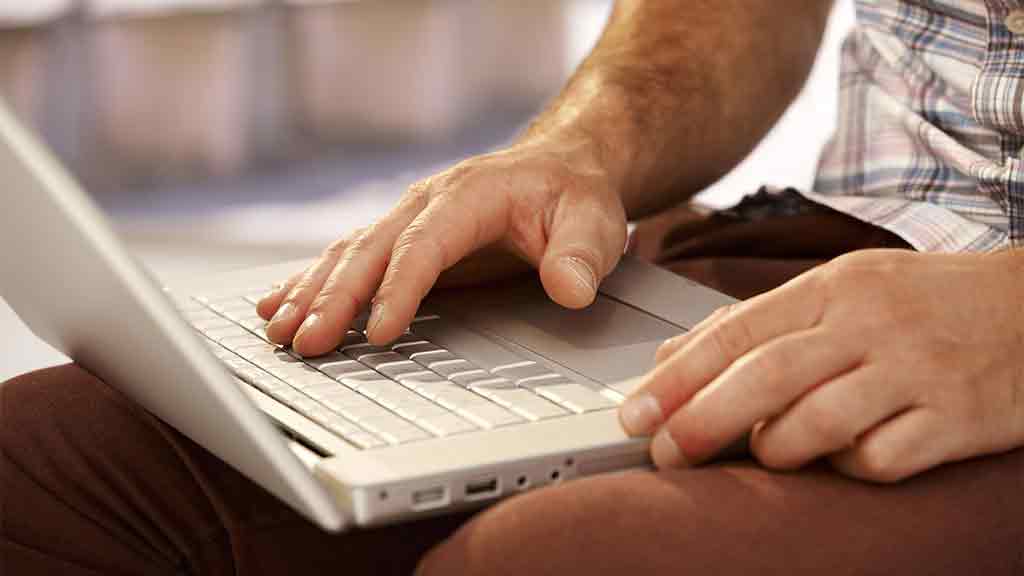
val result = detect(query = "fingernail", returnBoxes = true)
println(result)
[295,312,321,341]
[367,303,385,337]
[561,256,596,296]
[655,334,687,361]
[619,392,663,435]
[269,302,297,327]
[651,427,687,469]
[663,334,686,349]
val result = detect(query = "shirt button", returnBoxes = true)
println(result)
[1006,10,1024,34]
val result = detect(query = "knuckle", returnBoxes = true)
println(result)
[668,416,716,460]
[848,443,905,483]
[751,432,797,471]
[309,284,361,315]
[405,178,434,204]
[706,313,754,359]
[801,403,853,448]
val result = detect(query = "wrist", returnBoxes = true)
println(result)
[515,79,644,199]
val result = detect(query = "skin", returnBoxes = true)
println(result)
[257,0,833,354]
[258,0,1024,483]
[619,249,1024,482]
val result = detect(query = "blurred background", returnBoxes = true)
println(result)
[1,0,854,378]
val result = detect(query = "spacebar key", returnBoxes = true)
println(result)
[411,319,526,371]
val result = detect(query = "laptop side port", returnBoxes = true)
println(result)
[464,477,500,500]
[411,486,449,511]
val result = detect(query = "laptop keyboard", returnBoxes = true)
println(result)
[174,291,625,451]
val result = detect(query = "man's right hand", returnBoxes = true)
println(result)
[255,135,628,357]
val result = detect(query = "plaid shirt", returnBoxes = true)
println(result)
[802,0,1024,252]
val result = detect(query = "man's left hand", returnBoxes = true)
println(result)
[618,249,1024,482]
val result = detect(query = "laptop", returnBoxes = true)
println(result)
[0,99,736,531]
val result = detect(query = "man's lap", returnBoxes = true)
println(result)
[5,363,1023,576]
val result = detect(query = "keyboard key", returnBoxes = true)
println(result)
[428,359,479,378]
[517,373,574,388]
[412,320,527,370]
[302,381,354,400]
[207,298,253,313]
[303,353,350,368]
[191,316,236,332]
[219,334,266,350]
[356,351,406,366]
[268,363,322,381]
[317,391,377,412]
[375,388,434,411]
[240,317,269,332]
[393,402,449,422]
[355,380,409,400]
[248,352,299,370]
[475,389,569,421]
[393,342,444,358]
[286,395,321,414]
[408,349,457,366]
[395,371,446,385]
[492,362,555,381]
[375,361,425,379]
[267,387,307,406]
[336,403,396,424]
[343,344,395,359]
[204,325,253,342]
[535,384,618,413]
[464,377,514,390]
[317,360,369,379]
[374,423,432,445]
[284,372,337,390]
[433,388,491,410]
[449,371,495,386]
[173,296,207,313]
[417,413,478,436]
[338,372,392,391]
[455,403,525,428]
[344,431,387,449]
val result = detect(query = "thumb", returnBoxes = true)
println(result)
[538,196,627,309]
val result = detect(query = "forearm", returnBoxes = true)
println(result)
[520,0,833,219]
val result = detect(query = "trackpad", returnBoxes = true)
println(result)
[454,283,683,385]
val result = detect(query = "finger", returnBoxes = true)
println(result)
[292,191,432,356]
[645,328,862,468]
[751,364,914,471]
[367,187,511,344]
[653,306,731,364]
[538,193,627,309]
[256,269,305,320]
[619,276,826,437]
[263,245,347,345]
[829,409,948,483]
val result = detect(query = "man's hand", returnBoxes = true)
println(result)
[619,249,1024,482]
[255,0,832,358]
[256,137,627,357]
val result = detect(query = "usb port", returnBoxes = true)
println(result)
[465,477,500,500]
[411,486,448,510]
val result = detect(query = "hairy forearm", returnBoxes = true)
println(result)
[521,0,833,219]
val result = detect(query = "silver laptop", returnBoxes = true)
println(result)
[0,99,736,531]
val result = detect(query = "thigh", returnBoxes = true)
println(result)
[1,364,469,576]
[420,452,1024,576]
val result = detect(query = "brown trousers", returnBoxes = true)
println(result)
[4,200,1023,576]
